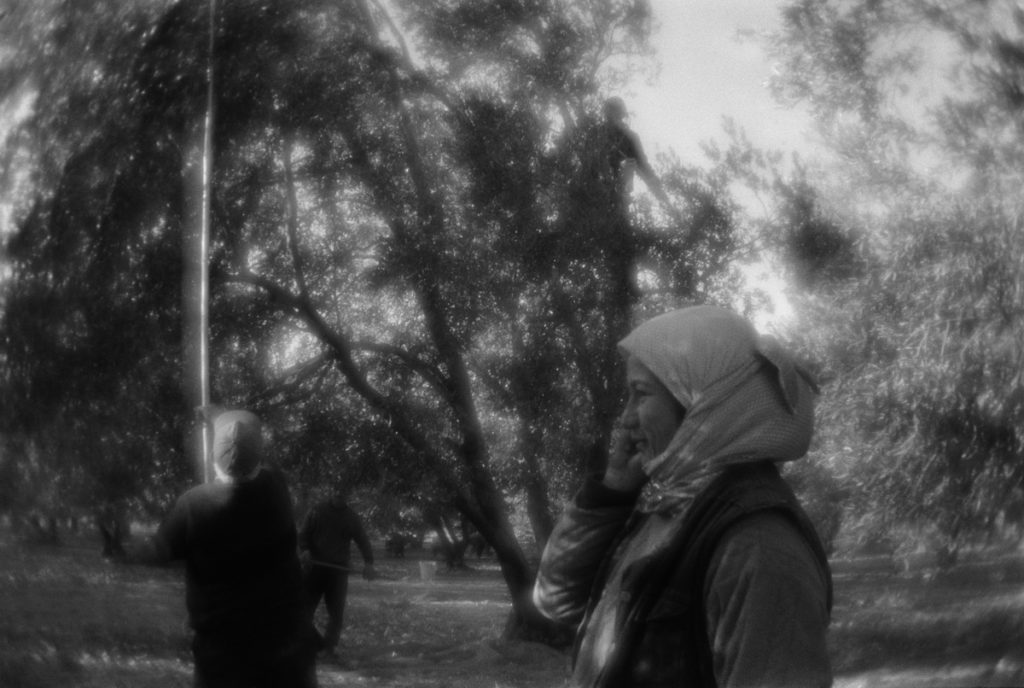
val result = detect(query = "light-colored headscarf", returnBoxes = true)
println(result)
[212,410,264,481]
[619,306,818,514]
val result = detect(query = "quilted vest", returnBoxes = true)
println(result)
[581,461,832,688]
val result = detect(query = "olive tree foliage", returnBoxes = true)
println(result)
[752,0,1024,558]
[0,0,735,636]
[0,0,195,531]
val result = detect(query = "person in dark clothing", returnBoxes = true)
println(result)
[602,96,673,210]
[298,493,376,653]
[592,97,684,318]
[124,409,318,688]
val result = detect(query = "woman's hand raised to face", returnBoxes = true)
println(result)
[602,422,648,493]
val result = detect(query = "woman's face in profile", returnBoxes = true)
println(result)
[623,355,685,460]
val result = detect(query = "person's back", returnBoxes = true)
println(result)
[125,409,317,687]
[163,467,306,649]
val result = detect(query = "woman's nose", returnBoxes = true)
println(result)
[620,403,638,429]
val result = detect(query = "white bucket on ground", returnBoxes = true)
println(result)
[418,560,437,582]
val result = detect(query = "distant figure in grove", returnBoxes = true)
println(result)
[299,492,376,654]
[124,408,317,688]
[533,306,833,687]
[588,97,683,321]
[602,96,673,211]
[96,500,128,557]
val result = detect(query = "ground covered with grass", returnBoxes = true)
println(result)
[827,551,1024,687]
[1,527,1022,687]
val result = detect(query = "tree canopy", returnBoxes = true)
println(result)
[0,0,734,638]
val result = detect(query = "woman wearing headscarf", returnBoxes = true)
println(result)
[533,306,833,688]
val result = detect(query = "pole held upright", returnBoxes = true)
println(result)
[198,0,217,483]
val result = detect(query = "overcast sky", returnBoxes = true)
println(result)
[630,0,815,168]
[624,1,817,330]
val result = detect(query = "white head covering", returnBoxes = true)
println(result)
[212,410,264,481]
[618,306,818,513]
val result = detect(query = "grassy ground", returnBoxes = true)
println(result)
[827,551,1024,687]
[1,527,1022,687]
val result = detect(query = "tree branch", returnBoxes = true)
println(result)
[351,339,449,395]
[281,135,309,300]
[223,270,474,507]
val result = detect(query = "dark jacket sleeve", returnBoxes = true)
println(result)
[347,508,374,564]
[297,505,316,554]
[625,128,655,178]
[126,493,188,565]
[532,477,638,626]
[157,494,190,560]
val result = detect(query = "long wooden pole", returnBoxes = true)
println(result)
[199,0,217,483]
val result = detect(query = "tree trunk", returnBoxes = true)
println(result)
[520,421,554,549]
[454,473,571,644]
[429,514,469,569]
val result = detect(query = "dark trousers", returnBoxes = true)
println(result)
[304,565,349,648]
[192,631,318,688]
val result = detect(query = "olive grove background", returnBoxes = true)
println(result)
[1,0,1022,641]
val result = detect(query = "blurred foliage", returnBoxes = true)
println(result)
[758,0,1024,560]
